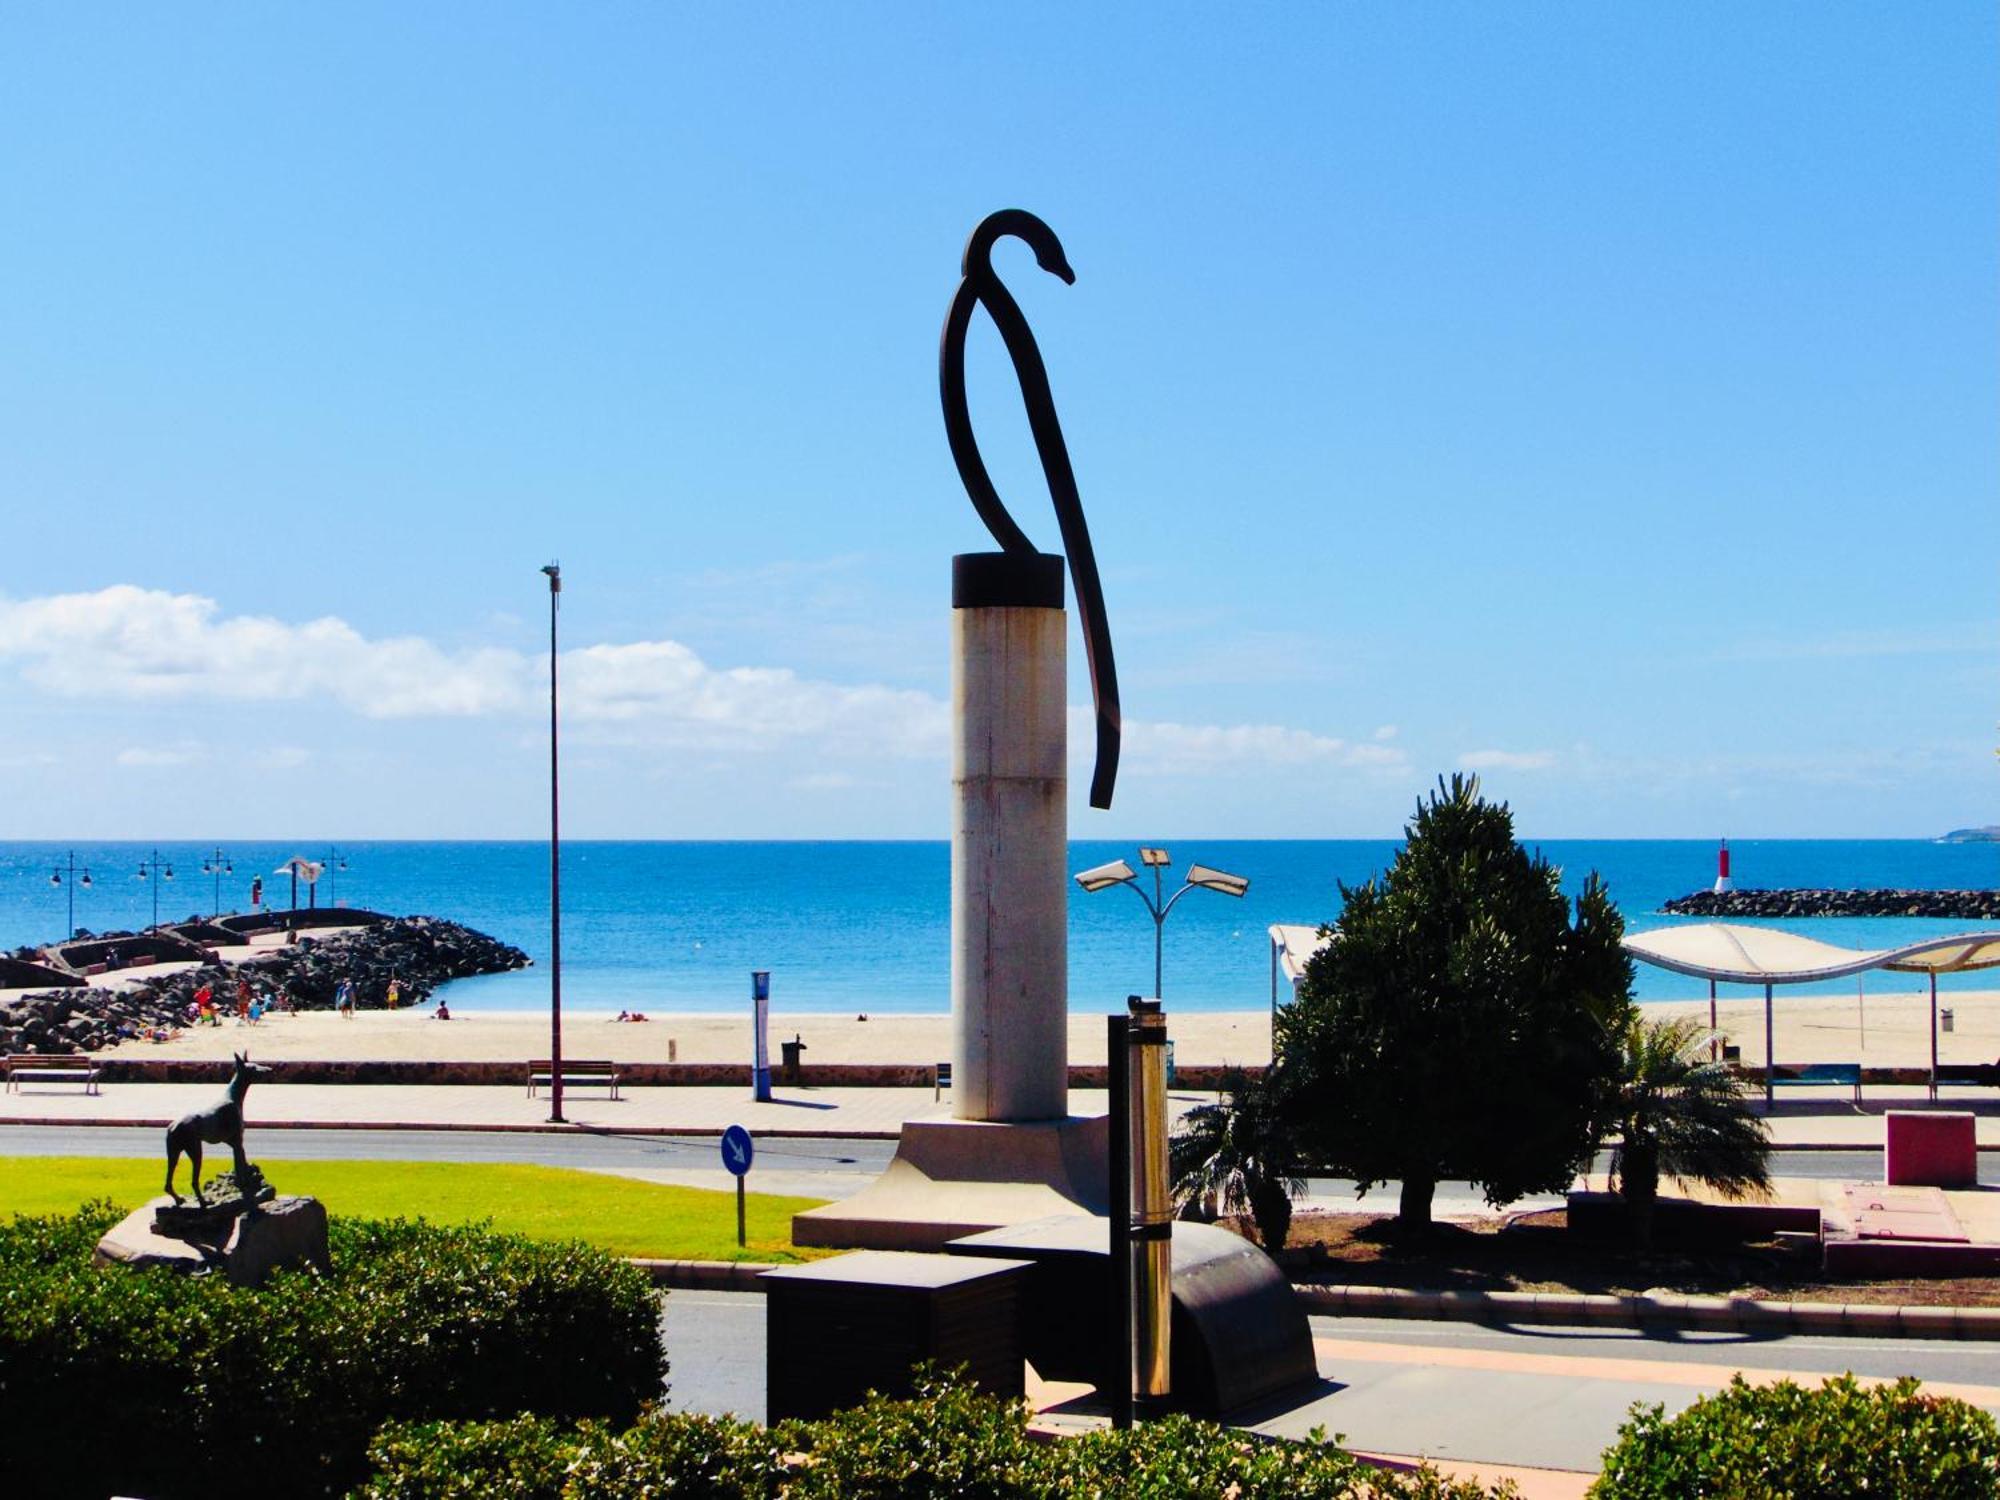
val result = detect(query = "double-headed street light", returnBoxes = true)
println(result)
[201,848,234,918]
[49,852,93,938]
[324,847,351,906]
[1074,846,1251,1000]
[542,561,565,1125]
[135,849,174,930]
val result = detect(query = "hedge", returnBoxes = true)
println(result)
[1592,1373,2000,1499]
[0,1204,668,1500]
[356,1368,1513,1498]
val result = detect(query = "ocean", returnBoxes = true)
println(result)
[3,840,1997,1014]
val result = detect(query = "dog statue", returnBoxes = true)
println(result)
[165,1051,271,1206]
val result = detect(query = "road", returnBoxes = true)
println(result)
[663,1293,2000,1475]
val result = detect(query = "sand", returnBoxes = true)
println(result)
[93,986,2000,1070]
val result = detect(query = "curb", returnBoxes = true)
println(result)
[630,1257,781,1291]
[1293,1282,2000,1340]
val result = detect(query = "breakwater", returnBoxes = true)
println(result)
[0,916,529,1054]
[1663,888,2000,920]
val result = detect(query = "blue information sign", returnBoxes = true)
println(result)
[720,1124,754,1177]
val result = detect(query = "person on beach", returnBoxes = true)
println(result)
[433,1000,451,1021]
[335,979,354,1019]
[194,984,216,1026]
[386,977,401,1011]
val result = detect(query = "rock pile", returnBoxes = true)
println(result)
[1663,888,2000,920]
[0,916,530,1055]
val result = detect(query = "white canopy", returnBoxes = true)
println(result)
[1622,923,2000,985]
[1268,923,1333,986]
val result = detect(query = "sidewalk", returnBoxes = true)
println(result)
[3,1076,1997,1144]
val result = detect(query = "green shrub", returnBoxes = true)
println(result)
[1592,1373,2000,1499]
[0,1204,668,1500]
[358,1370,1515,1498]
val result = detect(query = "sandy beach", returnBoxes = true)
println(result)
[94,987,2000,1070]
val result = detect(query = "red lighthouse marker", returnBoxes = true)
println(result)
[1713,838,1735,895]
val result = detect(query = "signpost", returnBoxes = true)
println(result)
[751,970,772,1102]
[721,1124,754,1248]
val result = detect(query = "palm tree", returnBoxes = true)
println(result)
[1606,1013,1772,1249]
[1170,1066,1307,1252]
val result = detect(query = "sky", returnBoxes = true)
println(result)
[0,6,1993,840]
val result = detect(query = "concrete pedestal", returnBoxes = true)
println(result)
[96,1194,331,1287]
[1885,1110,1978,1188]
[952,553,1069,1123]
[793,1114,1108,1250]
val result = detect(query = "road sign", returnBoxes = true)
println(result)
[721,1124,754,1177]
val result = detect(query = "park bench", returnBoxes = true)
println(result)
[1769,1061,1862,1103]
[526,1059,620,1099]
[1930,1063,2000,1102]
[3,1053,102,1095]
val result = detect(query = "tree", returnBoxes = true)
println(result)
[1606,1012,1772,1249]
[1276,774,1630,1235]
[1170,1066,1307,1251]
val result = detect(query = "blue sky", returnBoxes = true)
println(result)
[0,6,1993,839]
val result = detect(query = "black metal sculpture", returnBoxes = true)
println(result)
[165,1051,269,1205]
[941,209,1121,810]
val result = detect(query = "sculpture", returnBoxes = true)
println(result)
[165,1051,269,1205]
[939,208,1121,811]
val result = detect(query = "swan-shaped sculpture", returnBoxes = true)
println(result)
[940,208,1121,810]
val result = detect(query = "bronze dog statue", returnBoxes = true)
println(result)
[165,1051,270,1205]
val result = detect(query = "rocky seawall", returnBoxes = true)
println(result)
[0,916,529,1055]
[1663,888,2000,920]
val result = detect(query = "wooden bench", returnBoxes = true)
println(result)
[1769,1062,1861,1103]
[3,1053,101,1095]
[526,1059,620,1099]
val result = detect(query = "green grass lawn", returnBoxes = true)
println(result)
[0,1156,833,1262]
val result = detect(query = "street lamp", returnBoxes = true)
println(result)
[324,847,350,906]
[542,561,566,1125]
[135,849,174,930]
[1073,846,1250,1000]
[49,852,93,939]
[200,848,234,918]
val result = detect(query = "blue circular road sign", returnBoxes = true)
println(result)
[720,1124,754,1177]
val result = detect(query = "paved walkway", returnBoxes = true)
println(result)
[4,1076,1998,1145]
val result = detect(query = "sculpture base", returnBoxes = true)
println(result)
[793,1115,1108,1251]
[99,1195,331,1287]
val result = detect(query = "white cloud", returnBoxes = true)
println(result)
[0,586,1400,783]
[116,742,205,768]
[1458,748,1558,772]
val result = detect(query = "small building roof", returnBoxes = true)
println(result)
[1269,923,1333,985]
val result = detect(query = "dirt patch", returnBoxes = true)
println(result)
[1266,1209,2000,1307]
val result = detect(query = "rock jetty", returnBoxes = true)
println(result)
[1663,888,2000,920]
[0,916,529,1055]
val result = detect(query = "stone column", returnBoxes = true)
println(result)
[951,551,1068,1122]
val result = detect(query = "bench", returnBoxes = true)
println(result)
[1768,1062,1861,1103]
[3,1054,101,1095]
[526,1059,620,1099]
[1930,1063,2000,1102]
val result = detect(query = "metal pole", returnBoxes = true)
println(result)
[1106,1012,1133,1430]
[151,849,161,930]
[1708,979,1718,1062]
[545,564,565,1124]
[1930,971,1939,1099]
[736,1177,746,1248]
[1764,982,1774,1107]
[1152,863,1164,999]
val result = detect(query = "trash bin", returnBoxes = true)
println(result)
[780,1034,807,1084]
[1942,1008,1955,1034]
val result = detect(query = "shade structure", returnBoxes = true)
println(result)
[1622,923,2000,1105]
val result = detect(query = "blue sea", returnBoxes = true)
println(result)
[3,841,1997,1014]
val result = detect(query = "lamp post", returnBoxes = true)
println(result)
[135,849,174,930]
[1074,847,1249,1000]
[542,561,565,1125]
[324,847,350,907]
[200,848,234,918]
[49,852,93,938]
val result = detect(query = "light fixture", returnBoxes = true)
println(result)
[1186,864,1250,899]
[1074,858,1137,893]
[1138,847,1171,867]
